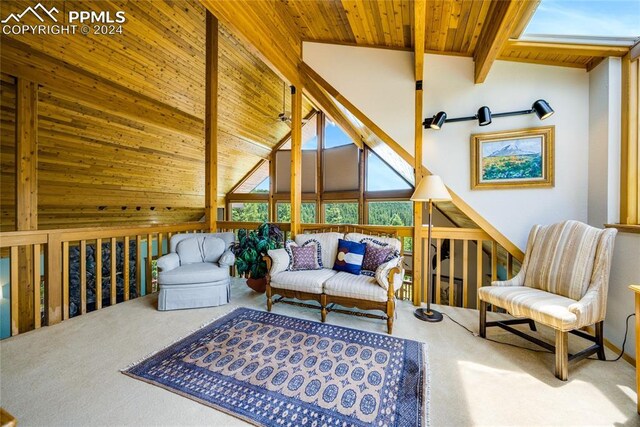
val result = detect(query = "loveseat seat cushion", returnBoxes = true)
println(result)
[159,262,229,286]
[478,285,579,331]
[270,268,338,294]
[324,272,388,302]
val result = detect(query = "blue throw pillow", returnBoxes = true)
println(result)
[333,239,366,275]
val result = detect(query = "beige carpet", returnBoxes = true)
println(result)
[0,278,637,426]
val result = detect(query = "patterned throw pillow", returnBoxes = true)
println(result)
[290,246,320,271]
[359,238,401,277]
[285,240,322,271]
[362,243,393,272]
[333,239,366,275]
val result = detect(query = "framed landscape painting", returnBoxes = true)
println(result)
[471,126,554,189]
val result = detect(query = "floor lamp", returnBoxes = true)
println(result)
[411,175,452,322]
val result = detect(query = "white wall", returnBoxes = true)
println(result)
[304,42,590,249]
[588,57,637,359]
[588,58,621,227]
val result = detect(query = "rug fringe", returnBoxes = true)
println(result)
[422,343,431,427]
[119,306,239,372]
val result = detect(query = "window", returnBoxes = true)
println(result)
[524,0,640,39]
[323,202,358,224]
[251,177,269,193]
[276,202,317,223]
[367,201,413,226]
[324,120,353,148]
[366,151,412,192]
[230,202,268,222]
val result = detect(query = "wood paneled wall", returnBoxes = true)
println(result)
[0,0,312,230]
[1,74,17,231]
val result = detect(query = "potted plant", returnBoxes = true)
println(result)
[230,222,284,293]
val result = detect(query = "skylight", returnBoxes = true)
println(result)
[524,0,640,40]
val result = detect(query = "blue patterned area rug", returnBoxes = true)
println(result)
[123,308,429,426]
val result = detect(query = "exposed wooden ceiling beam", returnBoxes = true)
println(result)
[302,75,365,149]
[302,61,524,261]
[504,40,631,58]
[199,0,302,84]
[474,0,538,84]
[414,0,426,81]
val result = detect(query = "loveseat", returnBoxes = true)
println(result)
[264,226,404,333]
[156,232,235,311]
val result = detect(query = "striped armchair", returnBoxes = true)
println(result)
[478,220,617,380]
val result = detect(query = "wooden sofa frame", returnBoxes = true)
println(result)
[264,225,403,334]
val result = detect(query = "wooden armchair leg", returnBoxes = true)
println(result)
[595,321,606,360]
[555,330,568,381]
[479,300,487,338]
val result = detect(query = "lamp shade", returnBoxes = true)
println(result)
[411,175,452,202]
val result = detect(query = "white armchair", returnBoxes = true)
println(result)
[478,220,617,380]
[156,232,235,311]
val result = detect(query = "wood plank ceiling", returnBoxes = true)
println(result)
[0,0,313,230]
[283,0,631,69]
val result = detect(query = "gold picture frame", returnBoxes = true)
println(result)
[471,126,554,190]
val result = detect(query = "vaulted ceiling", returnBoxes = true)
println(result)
[283,0,631,71]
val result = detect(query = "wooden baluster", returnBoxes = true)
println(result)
[158,233,164,257]
[507,252,514,279]
[110,237,117,306]
[136,235,142,296]
[491,241,498,312]
[33,244,41,328]
[476,239,483,309]
[435,238,441,304]
[62,241,69,320]
[146,234,153,294]
[123,236,130,301]
[96,239,102,310]
[462,240,469,308]
[449,239,455,307]
[46,233,62,325]
[10,246,19,336]
[80,240,87,314]
[491,241,498,282]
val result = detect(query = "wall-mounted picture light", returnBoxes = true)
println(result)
[423,99,554,130]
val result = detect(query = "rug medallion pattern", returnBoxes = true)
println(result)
[124,308,427,426]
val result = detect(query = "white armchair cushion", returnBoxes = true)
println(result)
[375,257,403,291]
[159,263,229,285]
[176,237,203,265]
[156,253,180,272]
[203,236,226,263]
[295,232,343,269]
[218,250,235,267]
[268,248,290,276]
